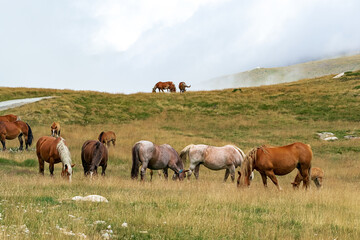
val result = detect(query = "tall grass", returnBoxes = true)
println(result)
[1,71,360,239]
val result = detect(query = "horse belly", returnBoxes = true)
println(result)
[273,164,297,175]
[203,161,226,170]
[148,158,167,170]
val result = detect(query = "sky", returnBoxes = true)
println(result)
[0,0,360,94]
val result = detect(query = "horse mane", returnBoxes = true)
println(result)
[242,147,257,177]
[229,145,246,167]
[56,138,72,172]
[98,132,104,142]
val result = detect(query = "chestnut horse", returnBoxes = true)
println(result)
[239,142,312,190]
[179,82,191,93]
[152,81,173,92]
[131,140,187,181]
[36,136,74,181]
[180,144,249,182]
[81,140,108,177]
[0,120,33,150]
[292,167,324,189]
[51,122,61,137]
[0,114,19,122]
[169,82,176,92]
[98,131,116,147]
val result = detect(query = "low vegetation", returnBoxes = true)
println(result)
[0,71,360,239]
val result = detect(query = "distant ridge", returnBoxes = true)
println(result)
[204,54,360,90]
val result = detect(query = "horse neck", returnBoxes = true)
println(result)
[56,139,72,167]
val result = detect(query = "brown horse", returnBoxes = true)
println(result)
[98,131,116,147]
[81,140,108,177]
[131,140,188,181]
[152,81,173,92]
[0,114,19,122]
[179,82,191,93]
[36,136,75,181]
[238,142,312,190]
[51,122,61,137]
[292,167,324,189]
[0,120,33,150]
[169,82,176,92]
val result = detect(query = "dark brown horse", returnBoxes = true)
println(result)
[0,114,19,122]
[238,142,312,190]
[152,81,174,92]
[0,120,33,150]
[179,82,191,93]
[98,131,116,147]
[51,122,61,137]
[81,140,108,177]
[36,136,75,181]
[131,140,188,181]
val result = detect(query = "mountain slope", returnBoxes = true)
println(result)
[204,54,360,90]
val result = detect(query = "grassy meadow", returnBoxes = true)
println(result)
[1,71,360,239]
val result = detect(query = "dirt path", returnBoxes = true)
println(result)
[0,96,53,111]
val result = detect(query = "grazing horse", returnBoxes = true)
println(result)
[0,121,33,150]
[152,81,173,92]
[98,131,116,147]
[292,167,324,189]
[50,122,61,137]
[36,136,75,181]
[238,142,312,190]
[131,140,187,181]
[180,144,247,182]
[169,82,176,92]
[0,114,19,122]
[81,140,108,177]
[179,82,191,93]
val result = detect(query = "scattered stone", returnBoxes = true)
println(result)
[344,135,360,140]
[94,220,106,225]
[72,195,108,203]
[317,132,338,141]
[121,222,128,228]
[139,231,148,234]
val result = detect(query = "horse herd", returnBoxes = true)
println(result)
[152,81,191,93]
[0,114,324,189]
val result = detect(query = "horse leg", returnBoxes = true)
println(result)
[38,156,44,175]
[163,168,169,180]
[112,139,116,146]
[224,169,230,182]
[140,162,148,181]
[18,133,24,151]
[266,170,282,190]
[49,161,55,177]
[260,172,268,187]
[150,170,154,181]
[229,165,236,182]
[194,164,200,180]
[101,163,107,176]
[0,139,5,151]
[299,166,311,189]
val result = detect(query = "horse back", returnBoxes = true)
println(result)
[81,140,108,166]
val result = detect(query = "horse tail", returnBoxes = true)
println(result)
[180,144,194,163]
[26,123,33,146]
[93,141,105,167]
[131,142,141,179]
[98,131,104,142]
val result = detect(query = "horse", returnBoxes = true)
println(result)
[51,122,61,137]
[180,144,247,182]
[131,140,188,181]
[36,136,75,181]
[152,81,173,92]
[169,82,176,92]
[238,142,312,190]
[81,140,108,177]
[292,167,324,189]
[98,131,116,147]
[0,114,19,122]
[0,120,33,151]
[179,82,191,93]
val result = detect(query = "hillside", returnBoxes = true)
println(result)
[1,71,360,239]
[204,54,360,90]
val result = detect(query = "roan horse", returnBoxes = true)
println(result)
[98,131,116,147]
[0,120,33,150]
[238,142,312,190]
[51,122,61,137]
[131,140,187,181]
[180,144,247,182]
[81,140,108,177]
[0,114,19,122]
[36,136,75,181]
[292,167,324,189]
[179,82,191,93]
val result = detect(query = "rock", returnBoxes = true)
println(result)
[72,195,108,203]
[317,132,338,141]
[344,135,360,140]
[121,222,128,228]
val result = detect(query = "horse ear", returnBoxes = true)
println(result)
[71,164,75,168]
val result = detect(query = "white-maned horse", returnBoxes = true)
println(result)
[180,144,252,182]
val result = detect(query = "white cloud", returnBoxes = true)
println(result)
[84,0,228,53]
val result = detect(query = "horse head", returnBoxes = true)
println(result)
[61,164,75,182]
[173,169,189,181]
[238,148,257,187]
[51,122,59,137]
